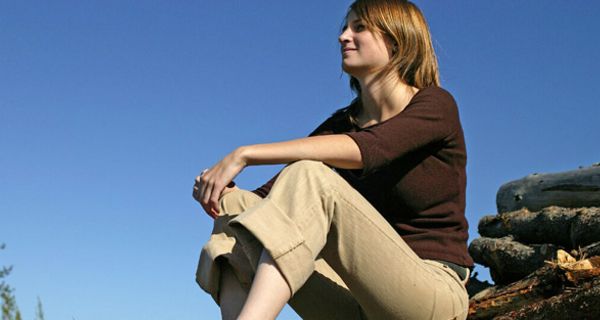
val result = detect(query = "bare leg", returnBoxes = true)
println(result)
[218,262,249,320]
[237,249,292,320]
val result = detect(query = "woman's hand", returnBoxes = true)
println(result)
[193,148,247,219]
[192,135,362,218]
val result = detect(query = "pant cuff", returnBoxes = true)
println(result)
[196,215,255,305]
[228,198,315,297]
[196,232,236,304]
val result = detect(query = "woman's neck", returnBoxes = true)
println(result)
[356,72,419,127]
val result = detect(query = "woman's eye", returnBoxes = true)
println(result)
[355,24,365,32]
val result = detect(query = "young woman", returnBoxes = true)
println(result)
[193,0,473,319]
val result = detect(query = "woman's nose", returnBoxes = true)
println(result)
[338,29,351,44]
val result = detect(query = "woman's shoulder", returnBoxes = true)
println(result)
[411,86,459,116]
[416,86,456,104]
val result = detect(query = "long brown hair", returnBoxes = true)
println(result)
[340,0,440,124]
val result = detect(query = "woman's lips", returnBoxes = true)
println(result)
[342,48,356,55]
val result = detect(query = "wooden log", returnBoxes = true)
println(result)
[468,236,557,285]
[466,272,494,298]
[477,206,600,248]
[496,164,600,213]
[572,210,600,250]
[493,278,600,320]
[467,264,563,319]
[468,256,600,320]
[580,241,600,258]
[478,206,575,247]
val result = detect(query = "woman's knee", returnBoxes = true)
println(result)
[218,188,262,215]
[283,160,337,180]
[281,160,344,190]
[287,159,329,170]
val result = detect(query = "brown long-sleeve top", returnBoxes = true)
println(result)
[252,86,474,268]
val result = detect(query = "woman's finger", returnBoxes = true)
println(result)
[197,168,210,199]
[210,207,218,219]
[199,173,210,204]
[209,183,223,215]
[200,201,217,219]
[202,179,215,208]
[197,180,206,203]
[193,167,227,220]
[194,169,207,186]
[197,184,217,219]
[192,185,199,200]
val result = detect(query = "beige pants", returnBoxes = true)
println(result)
[196,160,469,319]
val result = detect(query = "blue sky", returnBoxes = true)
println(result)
[1,1,599,319]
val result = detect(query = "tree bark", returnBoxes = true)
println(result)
[488,278,600,320]
[478,206,600,248]
[468,264,563,319]
[581,241,600,258]
[468,236,557,285]
[468,257,600,319]
[496,164,600,213]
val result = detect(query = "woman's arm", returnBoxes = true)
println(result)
[239,134,362,169]
[193,134,362,218]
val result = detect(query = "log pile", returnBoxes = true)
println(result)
[467,164,600,319]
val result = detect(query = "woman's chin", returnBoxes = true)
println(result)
[342,63,362,77]
[343,64,375,80]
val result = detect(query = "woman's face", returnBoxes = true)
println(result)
[339,11,394,78]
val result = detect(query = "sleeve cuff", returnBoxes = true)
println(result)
[344,132,375,177]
